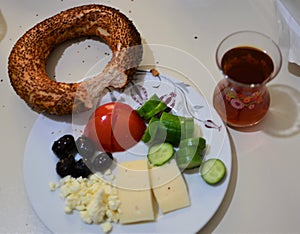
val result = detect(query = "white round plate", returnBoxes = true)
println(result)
[23,71,232,233]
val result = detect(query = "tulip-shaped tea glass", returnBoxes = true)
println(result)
[213,31,282,127]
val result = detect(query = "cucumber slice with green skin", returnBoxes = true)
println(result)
[136,94,167,120]
[175,146,202,170]
[160,112,181,128]
[141,116,159,143]
[159,112,181,146]
[180,117,194,139]
[150,122,168,144]
[136,94,161,117]
[159,112,192,146]
[201,159,226,185]
[179,137,206,152]
[143,102,167,120]
[147,143,174,166]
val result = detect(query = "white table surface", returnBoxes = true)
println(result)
[1,0,300,233]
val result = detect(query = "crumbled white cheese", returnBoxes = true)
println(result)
[50,173,120,233]
[64,206,73,214]
[101,222,113,233]
[48,182,58,191]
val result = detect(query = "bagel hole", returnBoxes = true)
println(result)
[46,36,112,83]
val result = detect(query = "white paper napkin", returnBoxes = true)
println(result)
[275,0,300,65]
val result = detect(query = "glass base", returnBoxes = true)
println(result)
[224,118,265,128]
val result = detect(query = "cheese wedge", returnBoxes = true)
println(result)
[116,159,155,224]
[149,159,190,213]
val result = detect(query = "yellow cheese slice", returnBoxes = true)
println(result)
[149,159,190,214]
[116,159,155,224]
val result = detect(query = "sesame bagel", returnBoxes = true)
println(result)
[8,4,142,115]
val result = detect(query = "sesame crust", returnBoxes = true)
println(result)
[8,4,142,115]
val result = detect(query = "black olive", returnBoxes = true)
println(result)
[52,135,77,159]
[71,159,92,178]
[75,136,95,159]
[56,154,75,177]
[92,152,113,173]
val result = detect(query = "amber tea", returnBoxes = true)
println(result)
[214,46,273,126]
[221,46,274,84]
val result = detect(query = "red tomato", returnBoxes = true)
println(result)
[84,102,146,152]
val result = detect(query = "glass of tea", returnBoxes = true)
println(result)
[213,31,282,128]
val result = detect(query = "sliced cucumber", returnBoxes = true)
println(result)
[180,117,194,139]
[179,137,206,152]
[141,116,159,143]
[159,112,195,146]
[136,94,167,120]
[147,143,174,166]
[175,146,202,170]
[149,122,167,144]
[201,159,226,185]
[159,112,181,146]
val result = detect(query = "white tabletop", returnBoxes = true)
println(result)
[0,0,300,233]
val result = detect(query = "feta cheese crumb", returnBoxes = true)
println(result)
[49,182,58,191]
[101,222,113,233]
[64,206,73,214]
[50,173,120,232]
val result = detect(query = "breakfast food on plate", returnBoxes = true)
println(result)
[116,159,155,224]
[84,102,146,152]
[8,4,142,115]
[48,85,227,232]
[50,171,120,233]
[201,158,227,185]
[149,159,190,214]
[116,159,190,223]
[51,134,115,178]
